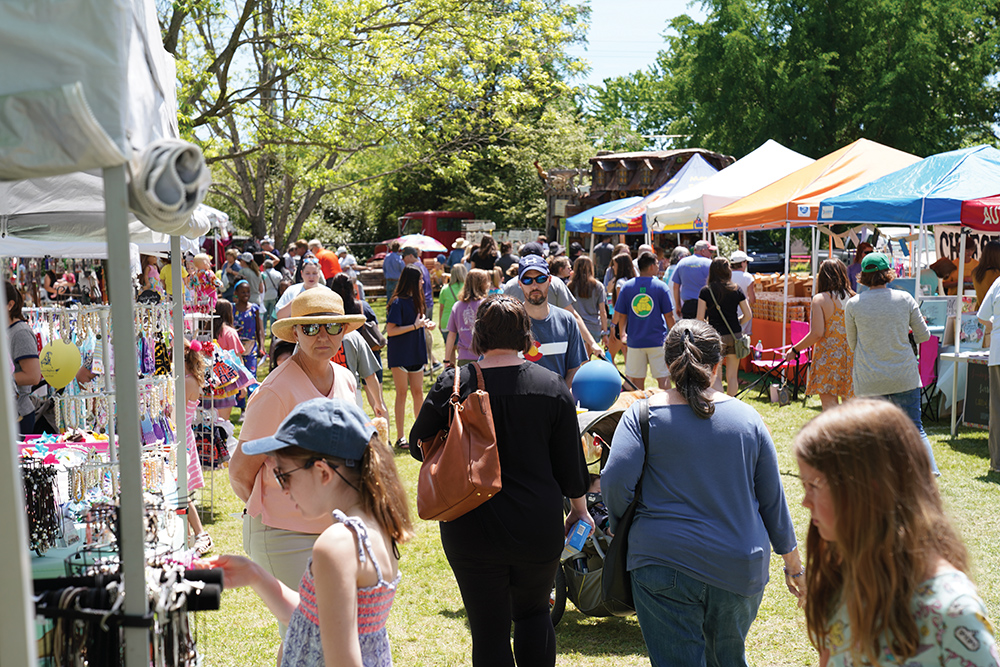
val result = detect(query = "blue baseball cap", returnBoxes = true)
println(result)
[242,398,376,466]
[518,254,550,280]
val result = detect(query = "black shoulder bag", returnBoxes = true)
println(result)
[601,398,649,610]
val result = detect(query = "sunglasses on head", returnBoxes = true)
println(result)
[520,274,550,285]
[298,322,345,336]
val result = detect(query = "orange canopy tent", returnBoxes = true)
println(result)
[707,138,920,231]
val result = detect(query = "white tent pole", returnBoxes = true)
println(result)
[99,308,116,461]
[811,227,822,274]
[951,229,967,437]
[170,234,189,548]
[782,220,791,349]
[103,165,151,666]
[0,282,38,667]
[914,200,926,301]
[590,232,596,263]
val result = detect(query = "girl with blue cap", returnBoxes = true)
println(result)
[205,398,412,666]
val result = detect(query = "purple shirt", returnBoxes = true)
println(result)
[447,299,483,361]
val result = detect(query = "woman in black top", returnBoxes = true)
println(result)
[410,295,592,667]
[469,235,499,271]
[697,258,751,396]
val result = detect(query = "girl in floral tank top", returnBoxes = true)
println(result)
[202,399,412,667]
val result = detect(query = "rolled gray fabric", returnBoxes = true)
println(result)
[127,138,211,236]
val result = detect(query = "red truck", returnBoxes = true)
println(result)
[398,211,473,251]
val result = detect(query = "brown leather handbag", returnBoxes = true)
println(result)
[416,363,501,521]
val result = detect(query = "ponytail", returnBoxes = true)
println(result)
[664,320,722,419]
[357,434,414,544]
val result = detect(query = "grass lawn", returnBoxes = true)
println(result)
[193,300,999,666]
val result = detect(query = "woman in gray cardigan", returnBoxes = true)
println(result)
[844,252,938,474]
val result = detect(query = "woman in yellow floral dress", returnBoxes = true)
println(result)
[785,259,855,410]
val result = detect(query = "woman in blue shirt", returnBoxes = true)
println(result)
[603,319,803,667]
[385,265,434,449]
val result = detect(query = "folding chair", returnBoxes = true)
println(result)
[742,321,811,402]
[919,335,941,421]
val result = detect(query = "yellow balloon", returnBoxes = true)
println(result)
[39,339,82,389]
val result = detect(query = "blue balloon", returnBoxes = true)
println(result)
[571,360,622,411]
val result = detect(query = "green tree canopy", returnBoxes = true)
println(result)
[159,0,589,244]
[590,0,1000,159]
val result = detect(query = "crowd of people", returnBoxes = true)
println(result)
[9,228,1000,667]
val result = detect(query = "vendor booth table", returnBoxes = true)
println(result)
[0,0,215,664]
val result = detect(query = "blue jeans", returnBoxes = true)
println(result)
[385,279,398,300]
[631,564,763,667]
[878,387,940,475]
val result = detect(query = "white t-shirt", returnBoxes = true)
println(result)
[977,277,1000,366]
[274,283,332,312]
[732,270,754,294]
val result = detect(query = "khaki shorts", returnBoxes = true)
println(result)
[243,511,319,637]
[625,345,669,379]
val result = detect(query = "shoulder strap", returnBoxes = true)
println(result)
[452,363,462,399]
[333,510,388,584]
[707,286,739,338]
[634,398,650,498]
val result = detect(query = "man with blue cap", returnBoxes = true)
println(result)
[518,254,587,387]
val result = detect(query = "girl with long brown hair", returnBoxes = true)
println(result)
[445,268,491,366]
[385,265,433,449]
[795,399,995,666]
[568,255,608,345]
[785,259,856,410]
[696,257,751,396]
[208,398,412,667]
[470,234,499,271]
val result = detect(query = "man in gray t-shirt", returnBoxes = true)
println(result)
[504,243,602,357]
[335,330,387,418]
[517,255,587,386]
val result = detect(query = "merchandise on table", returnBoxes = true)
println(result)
[751,291,813,323]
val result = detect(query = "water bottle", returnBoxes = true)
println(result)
[754,340,763,361]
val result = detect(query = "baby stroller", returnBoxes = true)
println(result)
[549,391,653,626]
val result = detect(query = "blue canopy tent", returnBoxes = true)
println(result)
[565,196,642,233]
[818,145,1000,226]
[593,154,719,235]
[818,144,1000,435]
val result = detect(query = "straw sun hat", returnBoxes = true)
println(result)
[270,287,366,343]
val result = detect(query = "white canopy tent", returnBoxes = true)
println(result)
[0,1,208,664]
[648,140,815,231]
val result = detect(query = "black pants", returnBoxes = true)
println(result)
[441,523,559,667]
[681,298,700,319]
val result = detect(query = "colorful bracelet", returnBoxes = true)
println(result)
[783,566,805,578]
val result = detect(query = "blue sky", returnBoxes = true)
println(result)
[565,0,707,89]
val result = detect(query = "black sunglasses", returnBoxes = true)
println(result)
[273,458,358,491]
[520,274,550,285]
[299,322,345,336]
[273,460,315,490]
